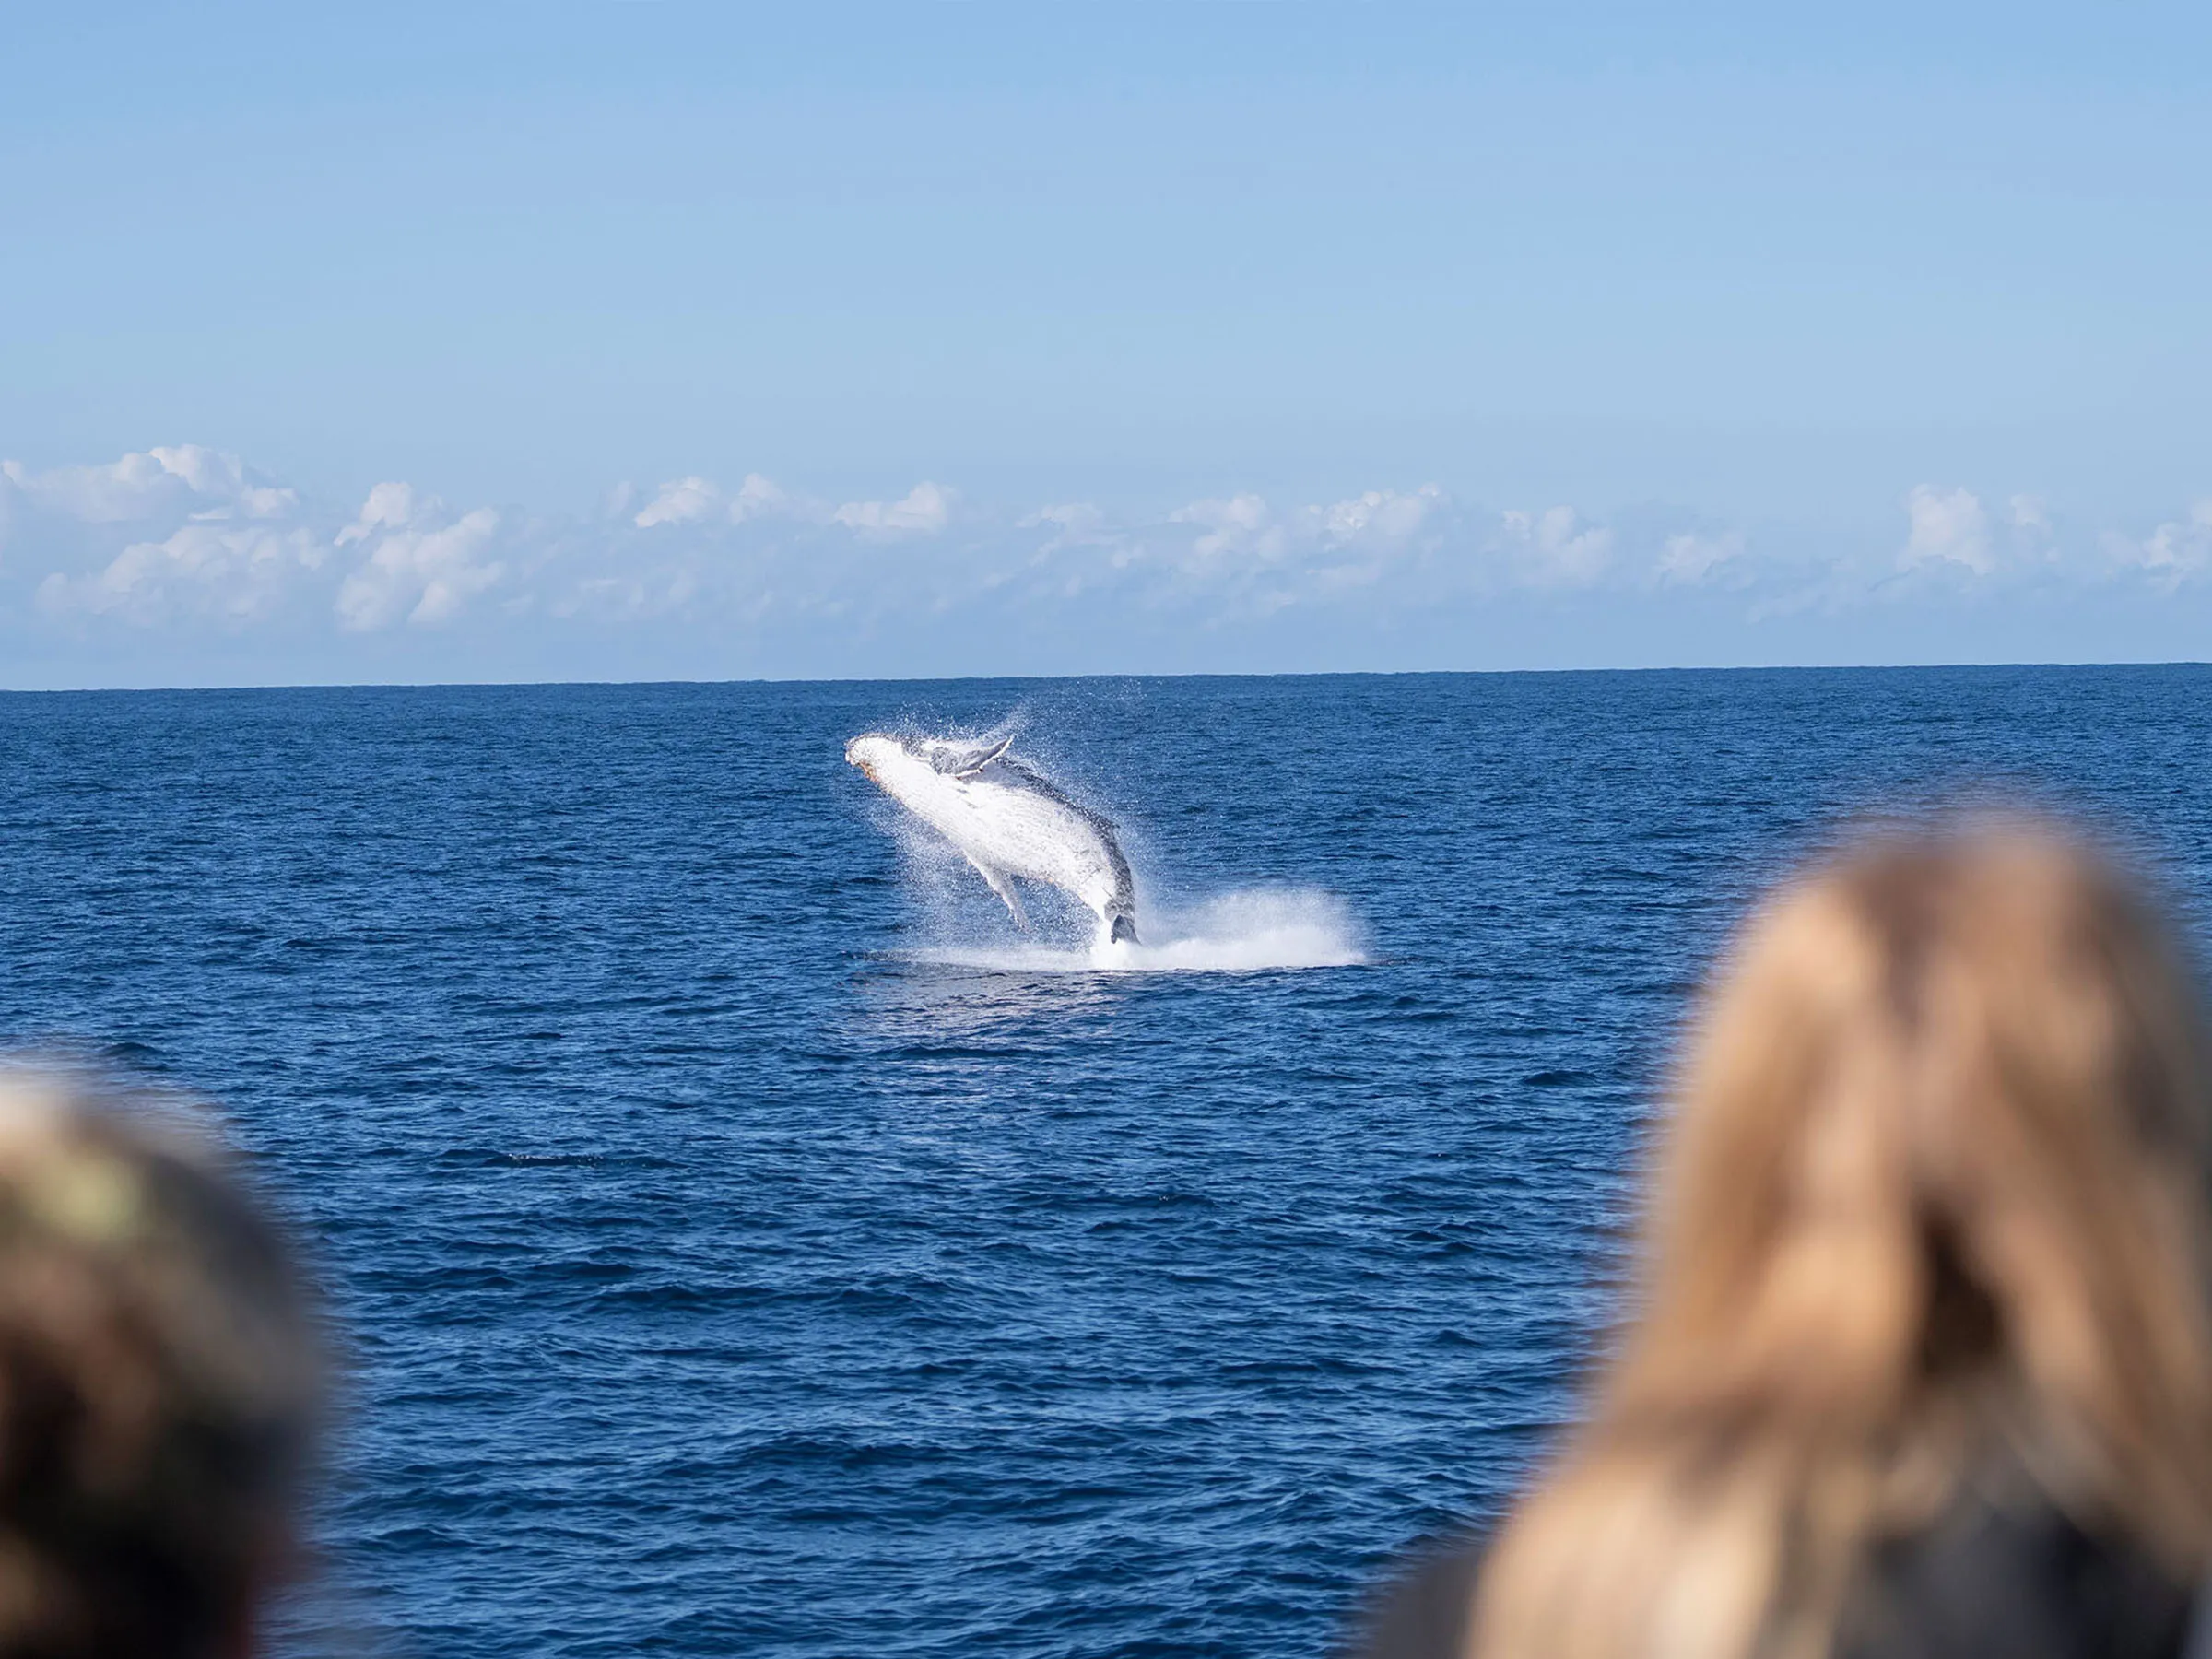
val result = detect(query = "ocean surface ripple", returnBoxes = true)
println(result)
[4,668,2212,1657]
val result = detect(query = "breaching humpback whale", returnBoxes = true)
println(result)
[846,731,1140,944]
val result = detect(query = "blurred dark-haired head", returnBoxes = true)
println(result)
[0,1067,322,1659]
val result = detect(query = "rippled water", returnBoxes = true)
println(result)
[4,667,2212,1658]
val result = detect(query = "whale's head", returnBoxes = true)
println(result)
[845,733,905,785]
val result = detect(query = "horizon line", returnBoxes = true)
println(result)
[5,657,2210,698]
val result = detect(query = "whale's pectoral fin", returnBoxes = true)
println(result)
[967,856,1030,929]
[952,735,1015,779]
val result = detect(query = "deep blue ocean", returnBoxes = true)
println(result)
[6,666,2212,1658]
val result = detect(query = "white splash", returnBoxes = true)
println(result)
[910,888,1367,974]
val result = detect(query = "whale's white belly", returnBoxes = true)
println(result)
[868,750,1123,919]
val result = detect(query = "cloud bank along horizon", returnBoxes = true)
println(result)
[3,444,2212,688]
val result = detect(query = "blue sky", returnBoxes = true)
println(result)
[4,3,2210,686]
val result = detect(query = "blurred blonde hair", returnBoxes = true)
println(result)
[1471,821,2212,1659]
[0,1066,322,1658]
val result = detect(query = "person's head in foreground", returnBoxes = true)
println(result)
[1406,820,2212,1659]
[0,1068,320,1659]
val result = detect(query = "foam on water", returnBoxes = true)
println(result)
[911,887,1368,973]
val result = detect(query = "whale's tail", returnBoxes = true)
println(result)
[1109,912,1139,946]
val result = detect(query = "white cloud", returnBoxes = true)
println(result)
[1017,503,1132,572]
[37,523,324,625]
[333,484,504,630]
[727,474,787,524]
[1171,494,1284,563]
[634,472,788,529]
[1022,502,1105,537]
[18,446,317,624]
[26,442,2212,677]
[2103,500,2212,590]
[1656,531,1745,586]
[833,481,953,536]
[1500,506,1613,588]
[1901,485,1994,576]
[1159,487,1635,606]
[1154,486,1454,608]
[1305,485,1444,549]
[6,452,184,523]
[633,476,721,528]
[5,445,296,525]
[335,480,418,546]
